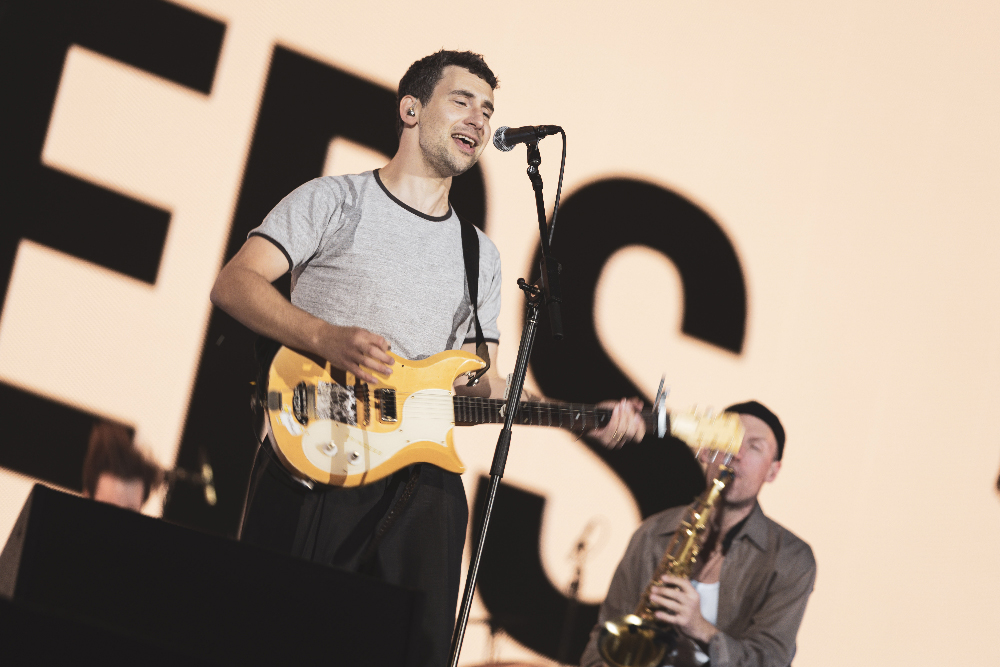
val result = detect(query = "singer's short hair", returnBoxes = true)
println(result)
[82,420,162,502]
[397,50,499,138]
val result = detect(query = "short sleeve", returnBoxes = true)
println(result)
[248,177,347,272]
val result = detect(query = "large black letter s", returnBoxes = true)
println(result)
[473,178,747,661]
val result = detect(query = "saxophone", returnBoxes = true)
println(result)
[597,466,734,667]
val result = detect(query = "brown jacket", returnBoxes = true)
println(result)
[580,502,816,667]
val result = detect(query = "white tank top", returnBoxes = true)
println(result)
[691,580,720,665]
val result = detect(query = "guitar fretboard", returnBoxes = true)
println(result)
[453,397,656,433]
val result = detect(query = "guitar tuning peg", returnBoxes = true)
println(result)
[651,376,669,438]
[653,375,668,408]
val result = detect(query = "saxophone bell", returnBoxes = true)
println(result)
[597,614,672,667]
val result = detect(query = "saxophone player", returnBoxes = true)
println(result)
[581,401,816,667]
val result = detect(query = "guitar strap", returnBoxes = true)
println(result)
[460,220,491,385]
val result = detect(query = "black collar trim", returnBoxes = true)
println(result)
[373,169,453,222]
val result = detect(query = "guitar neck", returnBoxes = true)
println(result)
[453,396,656,433]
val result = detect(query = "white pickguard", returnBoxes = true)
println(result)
[297,388,455,475]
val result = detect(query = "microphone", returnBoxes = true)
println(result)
[493,125,562,152]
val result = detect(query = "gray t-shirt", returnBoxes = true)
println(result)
[249,170,501,361]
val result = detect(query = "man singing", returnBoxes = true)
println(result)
[211,50,645,666]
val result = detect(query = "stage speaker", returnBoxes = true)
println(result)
[0,484,421,666]
[0,595,212,666]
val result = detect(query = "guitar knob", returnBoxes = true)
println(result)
[349,450,362,465]
[321,442,338,456]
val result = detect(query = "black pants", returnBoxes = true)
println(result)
[240,446,468,667]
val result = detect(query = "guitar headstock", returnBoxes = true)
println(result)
[669,409,745,460]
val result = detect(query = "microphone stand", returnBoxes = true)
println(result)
[557,533,588,663]
[449,141,563,666]
[526,141,563,340]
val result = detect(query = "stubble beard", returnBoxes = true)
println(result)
[419,132,476,178]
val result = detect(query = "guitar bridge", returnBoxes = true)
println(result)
[376,388,397,423]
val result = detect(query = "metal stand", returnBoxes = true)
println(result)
[525,142,563,340]
[557,522,593,663]
[449,142,564,667]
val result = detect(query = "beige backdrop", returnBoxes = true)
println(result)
[1,1,999,665]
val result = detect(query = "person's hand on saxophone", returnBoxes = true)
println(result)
[649,574,719,646]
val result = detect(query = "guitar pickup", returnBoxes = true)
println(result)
[292,382,313,425]
[376,388,397,423]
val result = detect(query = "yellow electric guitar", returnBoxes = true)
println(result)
[265,346,744,487]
